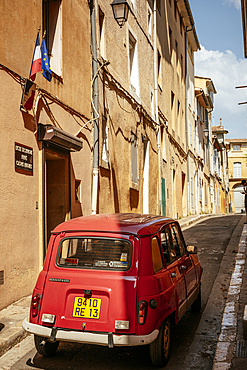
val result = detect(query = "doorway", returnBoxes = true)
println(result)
[234,185,244,213]
[44,146,70,251]
[143,140,149,214]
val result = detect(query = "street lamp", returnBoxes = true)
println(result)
[203,128,209,138]
[111,0,130,28]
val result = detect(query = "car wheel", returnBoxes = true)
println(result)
[191,285,202,313]
[150,317,171,367]
[34,334,60,357]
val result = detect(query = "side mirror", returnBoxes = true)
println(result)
[187,245,197,254]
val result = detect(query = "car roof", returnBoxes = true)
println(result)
[53,213,175,237]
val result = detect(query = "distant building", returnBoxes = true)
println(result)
[194,76,217,214]
[226,139,247,213]
[212,123,229,214]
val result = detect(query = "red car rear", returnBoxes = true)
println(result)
[23,213,202,367]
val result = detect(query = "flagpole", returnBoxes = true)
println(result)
[28,27,41,80]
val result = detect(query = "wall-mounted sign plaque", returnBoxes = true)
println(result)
[15,142,33,175]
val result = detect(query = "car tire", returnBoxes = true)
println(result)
[191,285,202,313]
[150,317,171,367]
[34,334,60,357]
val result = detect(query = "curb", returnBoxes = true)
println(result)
[0,327,29,357]
[180,213,222,230]
[0,296,31,358]
[213,223,247,369]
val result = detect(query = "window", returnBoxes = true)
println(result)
[171,91,175,109]
[180,54,183,78]
[205,182,207,205]
[43,0,62,77]
[58,237,131,271]
[151,88,155,119]
[102,115,109,163]
[174,0,177,20]
[189,122,192,146]
[233,144,241,151]
[147,3,152,40]
[180,13,183,35]
[157,0,161,13]
[191,177,194,208]
[99,7,105,58]
[199,178,202,201]
[160,227,175,265]
[175,40,178,68]
[161,126,166,160]
[191,79,195,112]
[188,75,191,105]
[151,236,163,272]
[157,50,161,87]
[233,162,242,178]
[171,224,185,257]
[129,32,139,95]
[177,100,180,116]
[214,149,218,173]
[131,132,138,184]
[169,27,173,62]
[75,180,81,202]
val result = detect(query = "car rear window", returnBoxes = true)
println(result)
[57,237,132,270]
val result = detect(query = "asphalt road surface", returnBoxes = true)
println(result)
[0,214,242,370]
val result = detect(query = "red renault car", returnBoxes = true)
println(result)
[23,213,202,367]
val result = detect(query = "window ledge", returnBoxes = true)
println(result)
[130,182,139,191]
[100,159,110,171]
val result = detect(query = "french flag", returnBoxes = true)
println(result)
[30,33,42,81]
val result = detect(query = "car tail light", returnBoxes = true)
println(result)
[31,293,41,317]
[138,300,148,325]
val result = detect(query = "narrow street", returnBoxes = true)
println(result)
[0,214,243,370]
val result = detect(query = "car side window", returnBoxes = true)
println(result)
[160,227,176,265]
[151,236,164,273]
[171,224,186,257]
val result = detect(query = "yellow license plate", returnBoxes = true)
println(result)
[73,297,101,319]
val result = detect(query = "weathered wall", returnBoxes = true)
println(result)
[0,0,92,309]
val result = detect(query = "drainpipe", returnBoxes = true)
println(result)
[90,0,99,215]
[154,0,162,215]
[185,26,190,215]
[185,25,195,216]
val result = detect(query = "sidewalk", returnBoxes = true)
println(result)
[0,295,31,357]
[0,212,231,360]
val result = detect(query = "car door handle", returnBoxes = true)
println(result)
[171,272,176,278]
[181,265,186,270]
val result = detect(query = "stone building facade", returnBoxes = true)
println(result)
[0,0,225,310]
[0,0,92,309]
[95,0,200,219]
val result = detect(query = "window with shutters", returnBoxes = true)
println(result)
[147,2,152,40]
[191,177,194,208]
[131,132,138,184]
[129,31,139,96]
[233,162,242,178]
[43,0,62,77]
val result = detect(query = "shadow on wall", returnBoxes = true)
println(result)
[112,166,120,213]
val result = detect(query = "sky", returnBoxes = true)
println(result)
[189,0,247,138]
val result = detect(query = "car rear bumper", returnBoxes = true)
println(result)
[22,317,159,347]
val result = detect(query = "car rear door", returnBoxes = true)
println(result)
[170,224,197,302]
[160,226,187,318]
[38,233,138,335]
